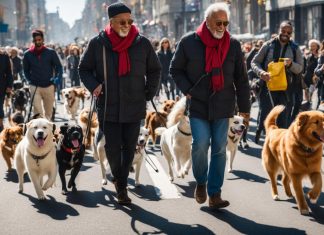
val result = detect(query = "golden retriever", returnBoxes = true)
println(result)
[262,105,324,215]
[0,126,23,171]
[14,118,57,200]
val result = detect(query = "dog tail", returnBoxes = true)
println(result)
[264,105,285,133]
[155,127,167,136]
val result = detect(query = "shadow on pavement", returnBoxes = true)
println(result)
[238,144,263,159]
[201,207,306,235]
[21,193,79,220]
[105,193,215,235]
[4,170,30,183]
[227,170,268,184]
[175,181,196,198]
[128,179,160,201]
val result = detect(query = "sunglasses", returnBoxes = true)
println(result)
[113,18,134,26]
[215,21,229,27]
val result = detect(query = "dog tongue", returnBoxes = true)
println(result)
[37,138,45,147]
[72,139,79,148]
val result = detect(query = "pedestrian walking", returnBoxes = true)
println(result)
[79,2,161,205]
[251,21,303,143]
[170,2,250,209]
[67,45,81,87]
[23,29,63,121]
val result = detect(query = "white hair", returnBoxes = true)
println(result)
[308,39,321,49]
[204,2,230,20]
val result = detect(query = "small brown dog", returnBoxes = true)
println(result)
[78,108,98,149]
[0,126,24,171]
[262,105,324,215]
[145,99,177,145]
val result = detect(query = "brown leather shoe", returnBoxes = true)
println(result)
[117,189,132,205]
[194,184,207,204]
[209,193,230,209]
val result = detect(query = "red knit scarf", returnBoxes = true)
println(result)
[105,25,139,76]
[29,44,46,60]
[196,21,230,91]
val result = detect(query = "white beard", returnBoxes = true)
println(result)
[118,29,129,38]
[207,25,224,39]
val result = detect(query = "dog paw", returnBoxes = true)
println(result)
[300,208,310,215]
[72,186,77,192]
[62,189,68,195]
[307,194,318,204]
[102,179,108,185]
[135,182,140,187]
[18,188,23,193]
[273,195,280,201]
[38,195,46,200]
[228,168,233,173]
[169,177,174,182]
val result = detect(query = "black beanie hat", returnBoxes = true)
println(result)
[108,2,131,19]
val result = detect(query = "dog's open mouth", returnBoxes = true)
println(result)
[34,136,47,147]
[234,129,243,135]
[72,139,80,148]
[312,131,324,143]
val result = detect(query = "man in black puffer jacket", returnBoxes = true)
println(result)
[170,2,250,209]
[79,2,161,205]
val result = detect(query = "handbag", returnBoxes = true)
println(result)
[266,58,287,91]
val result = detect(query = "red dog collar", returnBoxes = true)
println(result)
[62,144,81,154]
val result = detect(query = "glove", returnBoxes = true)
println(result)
[239,112,250,128]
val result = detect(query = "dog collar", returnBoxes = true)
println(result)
[297,141,314,154]
[29,150,51,167]
[62,144,81,154]
[177,126,191,136]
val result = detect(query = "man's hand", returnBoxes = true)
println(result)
[93,84,102,97]
[260,71,271,82]
[239,112,250,128]
[284,58,292,67]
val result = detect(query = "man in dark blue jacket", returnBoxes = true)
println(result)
[23,30,62,121]
[0,50,13,132]
[79,2,161,205]
[170,2,250,209]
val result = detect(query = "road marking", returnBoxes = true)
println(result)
[145,154,181,199]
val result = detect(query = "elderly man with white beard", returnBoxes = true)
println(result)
[170,2,250,209]
[79,2,161,205]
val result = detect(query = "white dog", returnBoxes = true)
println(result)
[227,115,245,173]
[14,118,57,200]
[61,87,81,120]
[93,126,149,186]
[155,97,192,182]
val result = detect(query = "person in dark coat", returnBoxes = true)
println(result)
[23,30,63,121]
[170,2,250,209]
[157,37,175,100]
[67,46,81,87]
[78,2,161,205]
[0,50,13,132]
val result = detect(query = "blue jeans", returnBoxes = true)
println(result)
[190,117,229,196]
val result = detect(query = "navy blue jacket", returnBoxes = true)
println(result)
[23,47,62,87]
[0,53,13,95]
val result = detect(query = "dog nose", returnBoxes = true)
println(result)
[37,131,44,138]
[72,131,81,139]
[65,94,69,98]
[240,125,245,130]
[139,139,145,144]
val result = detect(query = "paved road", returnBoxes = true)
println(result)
[1,96,324,235]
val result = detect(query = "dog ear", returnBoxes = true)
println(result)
[52,123,56,135]
[60,123,69,134]
[297,113,309,129]
[0,128,9,142]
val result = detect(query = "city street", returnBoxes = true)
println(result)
[0,99,324,235]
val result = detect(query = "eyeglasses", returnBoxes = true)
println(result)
[113,18,134,26]
[215,21,229,27]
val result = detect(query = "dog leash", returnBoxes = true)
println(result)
[83,95,96,146]
[150,99,167,127]
[25,85,38,123]
[144,148,159,173]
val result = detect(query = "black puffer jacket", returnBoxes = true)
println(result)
[0,53,13,96]
[170,32,250,120]
[79,31,161,122]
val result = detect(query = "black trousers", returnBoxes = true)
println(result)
[101,121,141,191]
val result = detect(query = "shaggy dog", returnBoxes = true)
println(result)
[227,115,245,173]
[93,126,149,186]
[12,88,29,115]
[78,108,98,149]
[61,87,85,120]
[262,105,324,215]
[14,118,57,200]
[145,99,177,146]
[155,97,192,182]
[56,124,85,194]
[0,126,23,171]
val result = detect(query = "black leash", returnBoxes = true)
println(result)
[25,86,38,123]
[83,95,96,145]
[150,99,167,127]
[144,148,159,173]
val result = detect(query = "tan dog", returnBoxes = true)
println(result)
[78,108,98,149]
[145,99,177,145]
[0,126,23,171]
[262,105,324,215]
[14,118,57,200]
[61,87,88,120]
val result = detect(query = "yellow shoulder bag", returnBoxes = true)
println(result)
[266,58,287,91]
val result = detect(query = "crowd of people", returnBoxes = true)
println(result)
[0,1,324,208]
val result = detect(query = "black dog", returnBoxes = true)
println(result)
[12,88,29,114]
[56,123,85,195]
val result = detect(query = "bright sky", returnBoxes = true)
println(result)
[46,0,86,28]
